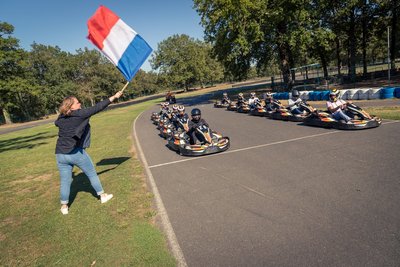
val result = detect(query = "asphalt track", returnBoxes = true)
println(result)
[135,100,400,267]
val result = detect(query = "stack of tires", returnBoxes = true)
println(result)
[357,89,370,100]
[380,87,395,99]
[395,87,400,98]
[368,88,381,99]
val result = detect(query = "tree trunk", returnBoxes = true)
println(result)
[348,8,357,83]
[390,0,398,69]
[1,107,12,124]
[335,37,341,76]
[276,23,293,90]
[362,0,368,76]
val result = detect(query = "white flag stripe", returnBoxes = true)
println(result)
[102,19,137,65]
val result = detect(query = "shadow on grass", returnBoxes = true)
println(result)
[68,156,130,206]
[0,131,56,153]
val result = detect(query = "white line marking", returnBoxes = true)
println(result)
[149,130,341,169]
[133,112,187,267]
[149,120,400,169]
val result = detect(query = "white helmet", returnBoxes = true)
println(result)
[250,92,256,97]
[178,105,185,112]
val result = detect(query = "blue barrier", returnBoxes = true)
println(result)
[394,87,400,98]
[320,91,330,101]
[380,87,395,99]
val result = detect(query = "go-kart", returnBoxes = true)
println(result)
[151,112,160,125]
[169,124,230,156]
[214,100,231,108]
[303,103,381,130]
[226,102,238,111]
[237,101,251,113]
[286,102,317,122]
[166,93,176,104]
[159,119,174,139]
[249,102,268,117]
[268,100,293,121]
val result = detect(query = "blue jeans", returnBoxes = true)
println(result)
[332,110,352,122]
[56,148,104,204]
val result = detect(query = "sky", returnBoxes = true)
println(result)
[0,0,205,71]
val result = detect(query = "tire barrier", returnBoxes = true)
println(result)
[368,88,381,99]
[339,89,348,100]
[346,89,359,100]
[357,89,370,100]
[300,91,310,101]
[380,87,395,99]
[394,87,400,98]
[269,86,399,100]
[320,90,330,101]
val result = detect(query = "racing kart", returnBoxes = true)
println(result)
[237,101,251,113]
[214,100,231,108]
[166,93,176,104]
[286,102,317,122]
[249,102,268,117]
[226,102,238,111]
[303,103,381,130]
[151,112,160,125]
[168,125,230,156]
[268,100,293,121]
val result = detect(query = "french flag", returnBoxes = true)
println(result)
[87,6,152,81]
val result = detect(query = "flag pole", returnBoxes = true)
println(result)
[120,81,130,93]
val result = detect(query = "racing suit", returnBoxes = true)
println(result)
[188,118,209,145]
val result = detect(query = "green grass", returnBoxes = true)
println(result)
[0,98,176,266]
[363,106,400,120]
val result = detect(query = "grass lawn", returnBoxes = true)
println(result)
[363,106,400,120]
[0,99,176,266]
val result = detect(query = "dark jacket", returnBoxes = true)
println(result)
[55,99,111,154]
[187,118,209,145]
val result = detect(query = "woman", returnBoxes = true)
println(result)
[55,91,123,215]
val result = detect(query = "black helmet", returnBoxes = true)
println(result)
[191,108,201,116]
[292,90,300,97]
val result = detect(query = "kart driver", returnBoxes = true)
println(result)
[326,89,353,123]
[188,108,210,145]
[221,92,231,104]
[172,105,189,132]
[288,90,305,114]
[236,93,247,107]
[248,92,261,109]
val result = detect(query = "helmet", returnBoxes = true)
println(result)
[172,104,178,111]
[292,90,300,97]
[177,105,185,112]
[164,102,170,107]
[160,102,165,107]
[265,92,272,98]
[223,92,228,97]
[250,92,256,97]
[330,89,339,97]
[238,93,244,98]
[191,108,201,116]
[191,108,201,122]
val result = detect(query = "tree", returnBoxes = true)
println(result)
[194,0,316,88]
[150,34,224,90]
[0,22,27,123]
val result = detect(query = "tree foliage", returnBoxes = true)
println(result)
[0,22,169,124]
[150,34,224,90]
[194,0,399,86]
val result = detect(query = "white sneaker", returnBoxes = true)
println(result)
[60,207,69,215]
[101,194,113,204]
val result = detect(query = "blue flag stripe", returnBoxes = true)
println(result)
[117,34,153,81]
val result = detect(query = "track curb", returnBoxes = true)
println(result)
[132,110,187,267]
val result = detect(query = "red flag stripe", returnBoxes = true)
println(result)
[87,5,119,50]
